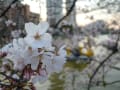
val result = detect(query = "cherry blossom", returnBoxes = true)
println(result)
[25,22,52,49]
[0,21,67,89]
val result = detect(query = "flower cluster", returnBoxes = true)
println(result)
[0,22,66,89]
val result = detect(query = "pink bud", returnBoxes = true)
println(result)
[23,65,34,80]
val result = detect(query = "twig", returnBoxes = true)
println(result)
[92,59,120,71]
[96,79,120,86]
[0,71,29,89]
[0,82,11,87]
[0,72,19,82]
[0,0,19,17]
[0,72,27,83]
[109,66,120,71]
[54,0,77,28]
[87,34,119,90]
[105,80,120,85]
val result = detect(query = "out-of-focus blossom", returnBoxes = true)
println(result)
[5,20,13,26]
[42,45,66,74]
[11,30,21,38]
[12,22,16,26]
[11,3,16,8]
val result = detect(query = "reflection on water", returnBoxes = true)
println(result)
[48,72,65,90]
[37,61,120,90]
[36,61,88,90]
[48,61,88,90]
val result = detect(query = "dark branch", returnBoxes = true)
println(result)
[92,59,120,71]
[0,72,27,83]
[0,0,19,17]
[0,81,11,87]
[105,80,120,85]
[110,66,120,71]
[87,34,119,90]
[0,72,20,82]
[87,52,115,90]
[0,71,29,89]
[53,0,77,28]
[96,79,120,86]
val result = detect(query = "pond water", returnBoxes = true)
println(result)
[36,61,120,90]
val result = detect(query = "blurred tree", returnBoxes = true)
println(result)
[76,0,120,13]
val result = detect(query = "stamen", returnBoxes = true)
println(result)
[34,32,40,40]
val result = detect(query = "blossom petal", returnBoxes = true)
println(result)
[58,45,67,57]
[38,22,49,35]
[25,33,52,49]
[1,43,12,52]
[31,75,48,84]
[30,59,39,70]
[25,22,38,36]
[18,38,26,48]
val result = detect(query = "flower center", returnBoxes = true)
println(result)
[28,46,33,54]
[38,48,42,53]
[34,32,40,40]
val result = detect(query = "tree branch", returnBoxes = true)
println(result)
[53,0,77,28]
[87,34,119,90]
[105,80,120,85]
[109,66,120,71]
[0,0,19,18]
[0,71,29,89]
[92,59,120,71]
[0,72,27,83]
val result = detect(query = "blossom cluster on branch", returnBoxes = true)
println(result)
[0,22,67,90]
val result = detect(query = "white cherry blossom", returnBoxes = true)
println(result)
[25,22,52,49]
[0,21,67,86]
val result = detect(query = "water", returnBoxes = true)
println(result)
[36,61,120,90]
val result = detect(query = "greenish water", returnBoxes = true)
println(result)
[36,61,120,90]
